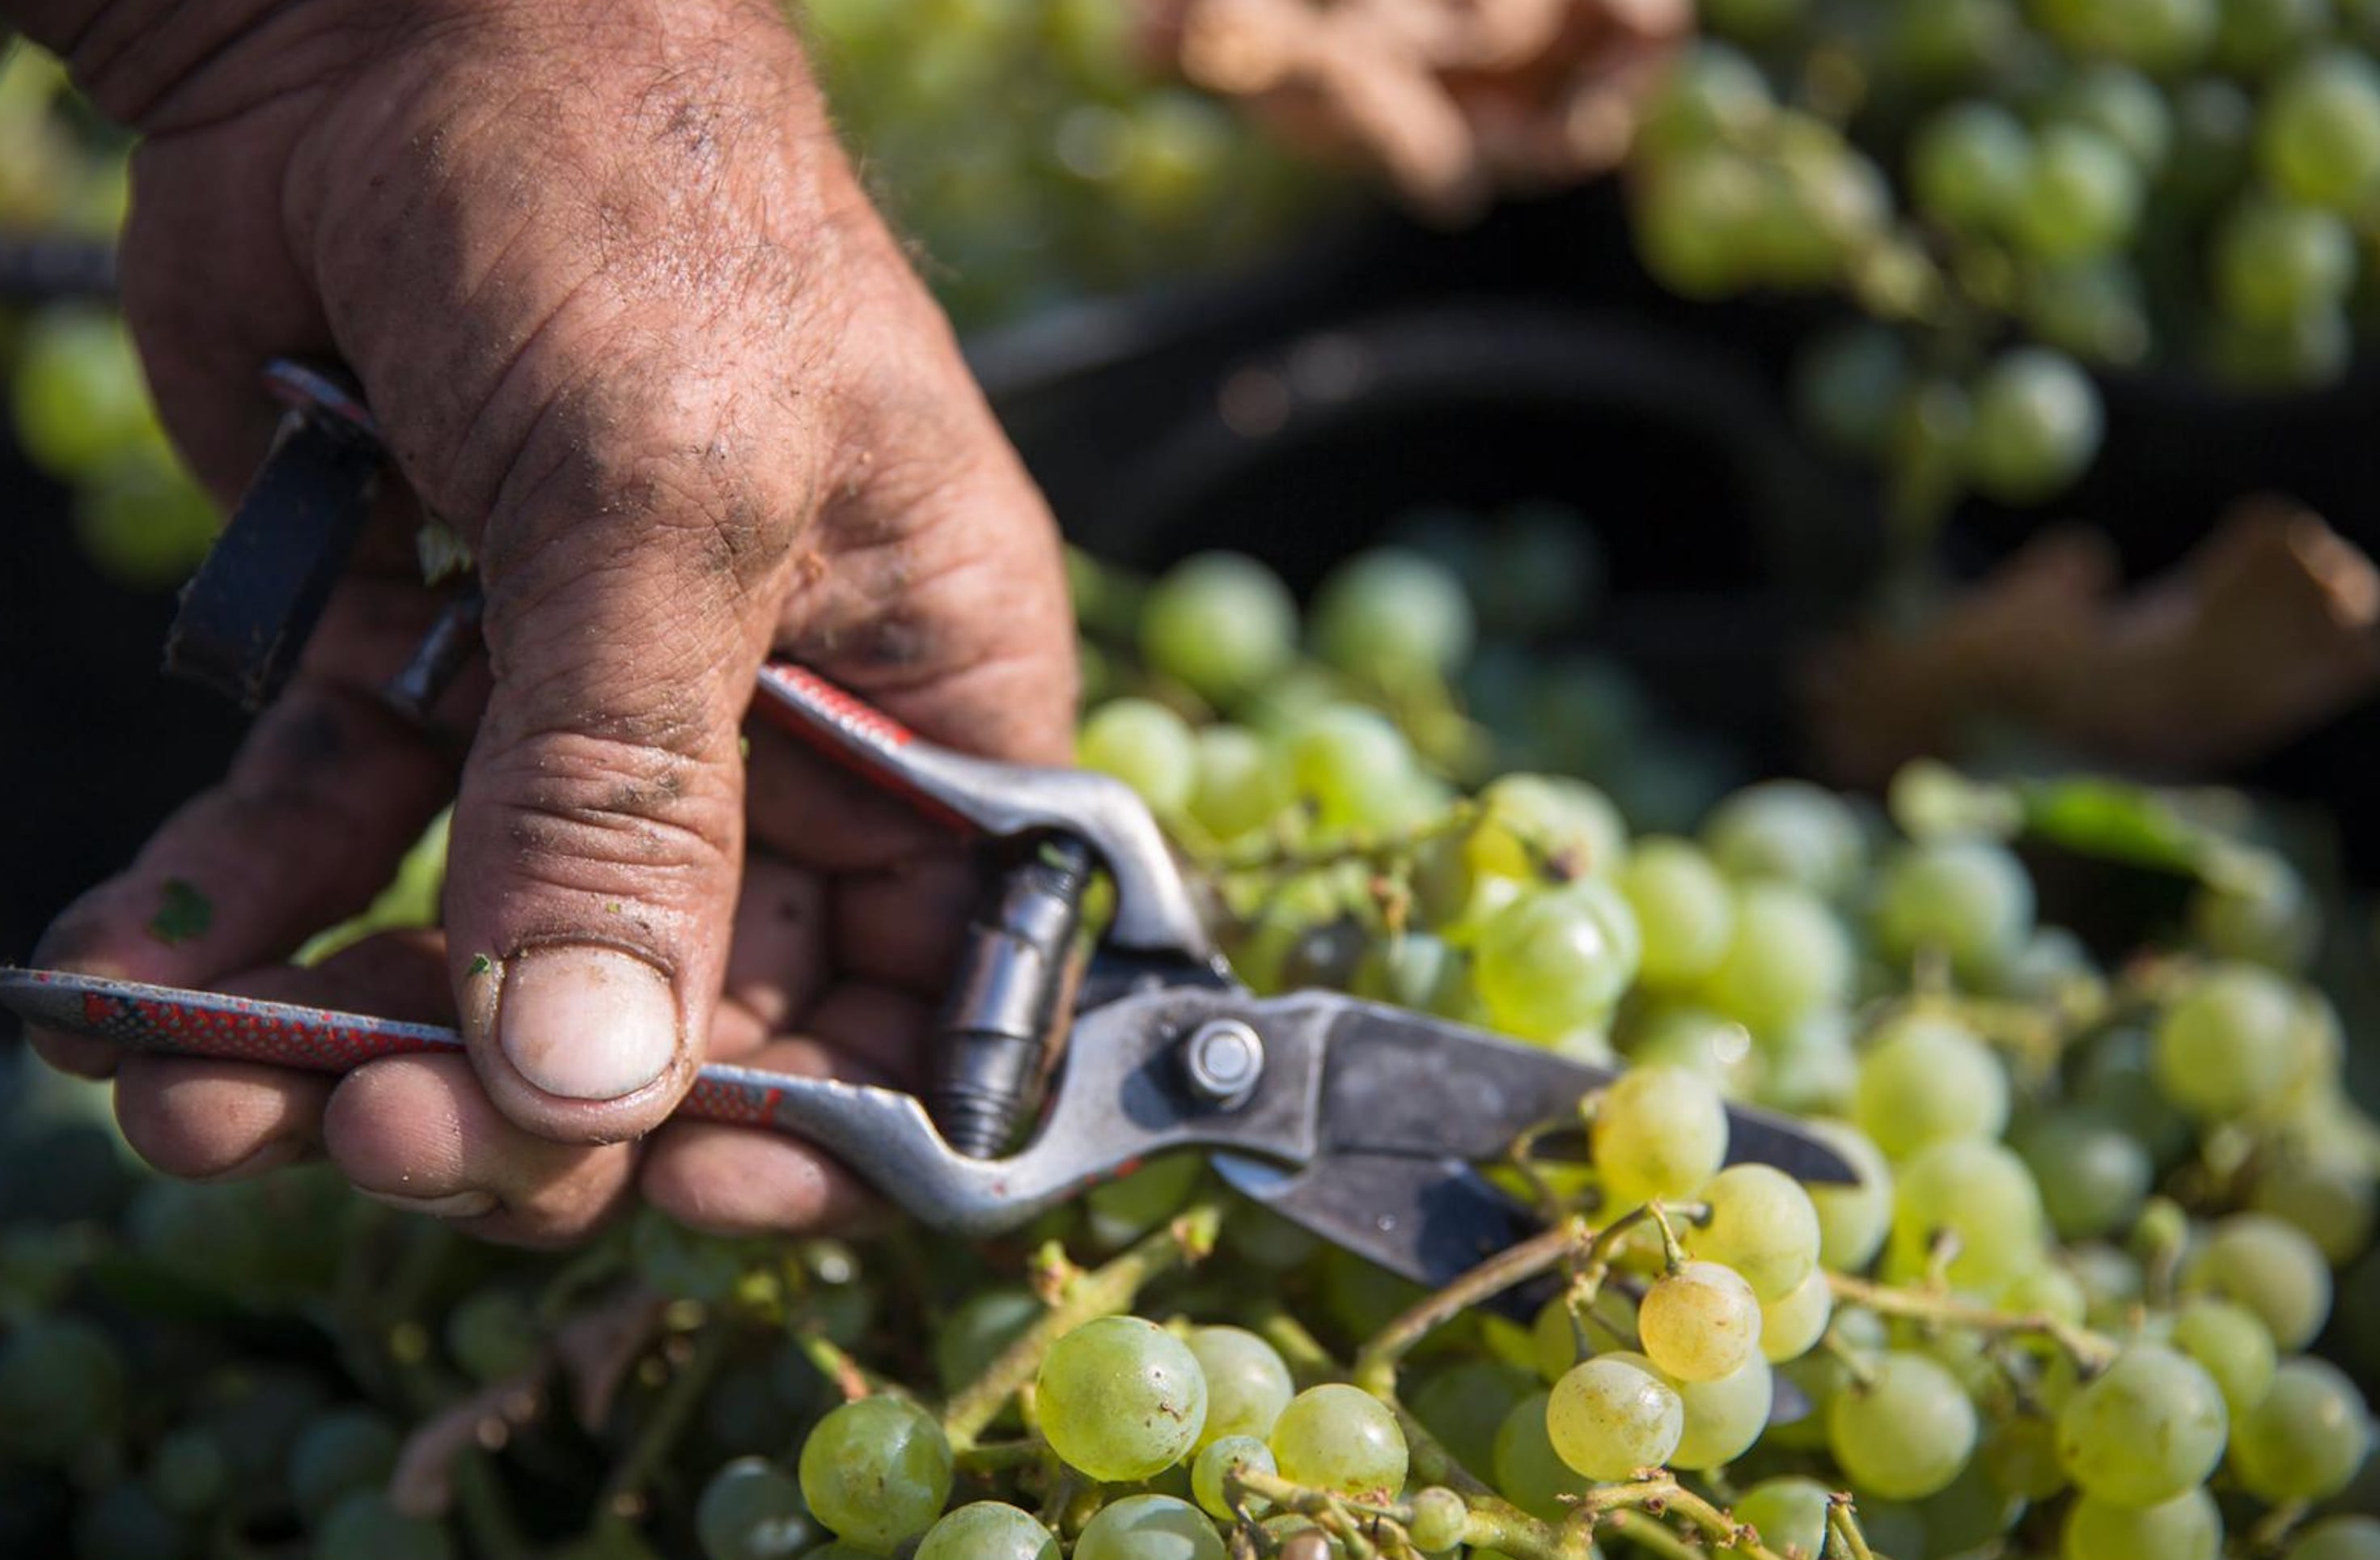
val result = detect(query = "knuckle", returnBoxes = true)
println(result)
[469,730,741,920]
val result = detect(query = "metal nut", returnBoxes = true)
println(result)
[1180,1020,1264,1106]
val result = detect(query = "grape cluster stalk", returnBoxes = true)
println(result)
[6,532,2378,1560]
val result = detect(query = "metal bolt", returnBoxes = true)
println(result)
[1180,1020,1264,1107]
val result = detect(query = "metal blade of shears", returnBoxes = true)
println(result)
[1301,996,1860,1186]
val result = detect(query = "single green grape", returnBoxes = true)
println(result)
[1730,1477,1829,1558]
[2230,1357,2371,1502]
[1827,1352,1978,1500]
[2260,49,2380,208]
[1963,346,2106,505]
[1404,1486,1467,1553]
[1853,1013,2010,1160]
[2061,1488,2221,1560]
[1591,1064,1730,1209]
[1640,1261,1762,1382]
[1186,1327,1293,1448]
[1140,552,1297,701]
[2152,962,2299,1120]
[2055,1344,2228,1507]
[1999,1263,2088,1327]
[1311,547,1475,685]
[1545,1356,1683,1480]
[796,1396,954,1549]
[316,1492,456,1560]
[1268,1384,1408,1500]
[1038,1316,1206,1482]
[2180,1211,2332,1349]
[696,1457,817,1560]
[2012,124,2143,261]
[1754,1006,1857,1115]
[1074,1494,1226,1560]
[1890,1138,2047,1291]
[914,1502,1058,1560]
[1186,725,1289,845]
[1618,838,1735,989]
[1190,1435,1274,1521]
[1473,880,1641,1041]
[1696,882,1853,1033]
[1909,101,2030,230]
[1079,698,1198,817]
[1701,780,1864,897]
[2213,196,2356,328]
[1759,1269,1834,1363]
[1462,774,1631,890]
[2013,1111,2150,1240]
[1694,1164,1821,1303]
[1875,835,2037,973]
[1916,1456,2026,1555]
[1633,147,1770,299]
[2168,1297,2276,1416]
[1281,703,1421,833]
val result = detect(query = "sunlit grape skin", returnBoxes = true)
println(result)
[1473,880,1642,1041]
[914,1502,1058,1560]
[1036,1316,1208,1483]
[1853,1014,2010,1160]
[2152,963,2298,1121]
[1639,1262,1761,1382]
[1075,1494,1227,1560]
[795,1397,954,1552]
[1267,1384,1408,1500]
[1140,552,1297,702]
[2229,1358,2372,1503]
[1545,1357,1683,1480]
[1591,1065,1730,1209]
[1694,1165,1821,1303]
[2181,1213,2333,1349]
[2055,1345,2228,1508]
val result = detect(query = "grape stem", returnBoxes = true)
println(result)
[1824,1270,2119,1370]
[1825,1497,1879,1560]
[942,1202,1222,1448]
[1352,1217,1591,1394]
[1576,1477,1790,1560]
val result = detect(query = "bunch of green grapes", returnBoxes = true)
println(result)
[6,532,2379,1560]
[798,0,1314,330]
[1637,1,2380,521]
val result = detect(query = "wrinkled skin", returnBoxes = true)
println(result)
[11,0,1077,1244]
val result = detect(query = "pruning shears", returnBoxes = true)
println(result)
[0,362,1857,1298]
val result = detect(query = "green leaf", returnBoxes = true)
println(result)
[2014,776,2217,877]
[147,878,214,945]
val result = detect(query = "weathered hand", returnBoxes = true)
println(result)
[13,0,1075,1241]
